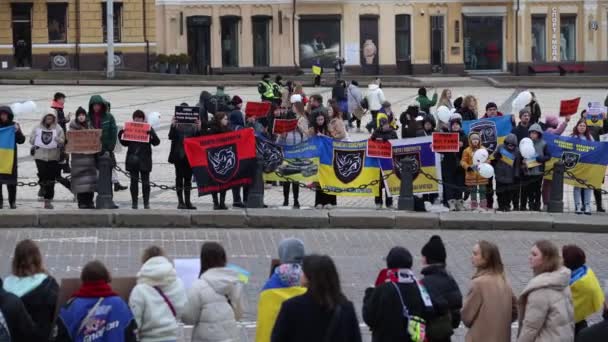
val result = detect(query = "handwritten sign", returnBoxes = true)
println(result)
[65,129,102,154]
[122,122,151,143]
[245,101,271,118]
[273,119,299,134]
[559,97,581,116]
[174,106,200,124]
[366,139,393,159]
[432,132,460,152]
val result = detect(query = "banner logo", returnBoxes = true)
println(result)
[41,130,54,145]
[207,144,238,183]
[561,151,580,170]
[393,152,420,180]
[256,140,283,173]
[333,149,364,183]
[470,120,497,153]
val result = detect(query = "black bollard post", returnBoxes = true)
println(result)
[398,157,415,211]
[96,152,118,209]
[246,155,265,208]
[548,161,564,213]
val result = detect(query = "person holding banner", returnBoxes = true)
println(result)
[441,115,467,211]
[571,120,595,215]
[169,112,202,210]
[460,132,489,210]
[372,114,398,209]
[69,107,98,209]
[521,124,550,212]
[541,115,570,210]
[492,134,521,212]
[328,99,347,141]
[312,111,337,209]
[208,112,232,210]
[229,96,248,208]
[277,104,307,209]
[0,106,25,209]
[30,108,65,209]
[118,110,161,210]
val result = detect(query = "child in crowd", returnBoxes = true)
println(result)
[460,132,488,210]
[492,134,520,211]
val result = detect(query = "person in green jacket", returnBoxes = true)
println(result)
[87,95,117,153]
[416,87,438,115]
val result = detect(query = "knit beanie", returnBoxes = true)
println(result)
[278,238,305,264]
[421,235,447,264]
[231,96,243,106]
[386,247,413,269]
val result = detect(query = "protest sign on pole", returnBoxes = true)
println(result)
[559,97,581,116]
[174,106,200,124]
[272,119,299,134]
[65,129,102,154]
[245,102,271,118]
[122,122,151,143]
[431,132,460,152]
[366,139,393,159]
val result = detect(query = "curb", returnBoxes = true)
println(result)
[2,210,607,232]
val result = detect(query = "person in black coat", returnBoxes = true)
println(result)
[208,112,232,210]
[576,307,608,342]
[420,236,463,342]
[0,106,25,209]
[363,247,433,342]
[118,110,161,209]
[272,255,362,342]
[0,278,36,341]
[441,115,468,210]
[511,109,532,143]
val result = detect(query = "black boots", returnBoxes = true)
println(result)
[595,189,605,212]
[212,191,227,210]
[114,182,128,192]
[184,189,196,210]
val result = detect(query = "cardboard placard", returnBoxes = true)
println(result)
[432,132,460,152]
[122,122,151,143]
[65,129,102,154]
[174,106,200,124]
[366,139,393,159]
[559,97,581,116]
[245,102,271,118]
[273,119,299,134]
[55,277,137,318]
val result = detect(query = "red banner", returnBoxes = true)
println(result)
[245,102,271,118]
[366,139,393,159]
[273,119,299,134]
[432,132,460,152]
[122,122,151,143]
[183,128,256,195]
[559,97,581,116]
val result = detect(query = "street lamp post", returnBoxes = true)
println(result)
[106,0,115,79]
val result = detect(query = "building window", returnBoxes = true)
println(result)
[560,15,576,61]
[47,3,67,43]
[463,16,503,70]
[395,15,411,61]
[102,2,122,43]
[221,17,239,67]
[252,17,270,67]
[531,16,546,62]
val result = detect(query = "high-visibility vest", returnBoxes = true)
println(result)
[260,81,275,99]
[312,65,322,76]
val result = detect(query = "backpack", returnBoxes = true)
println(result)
[391,282,427,342]
[206,95,232,115]
[0,310,10,342]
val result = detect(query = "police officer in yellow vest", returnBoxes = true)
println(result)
[258,74,277,102]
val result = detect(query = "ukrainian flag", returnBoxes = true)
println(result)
[0,126,15,175]
[499,147,515,167]
[570,266,605,323]
[462,115,513,153]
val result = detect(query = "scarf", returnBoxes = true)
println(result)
[374,268,433,308]
[72,280,118,298]
[51,100,64,110]
[569,265,588,285]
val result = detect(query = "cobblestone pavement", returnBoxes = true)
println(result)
[2,85,607,212]
[0,228,607,341]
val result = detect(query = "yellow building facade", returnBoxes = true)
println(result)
[0,0,155,71]
[156,0,608,75]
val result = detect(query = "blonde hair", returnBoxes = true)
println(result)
[463,95,478,113]
[477,240,505,276]
[438,89,451,107]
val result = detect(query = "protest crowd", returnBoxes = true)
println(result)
[0,235,605,341]
[0,77,608,213]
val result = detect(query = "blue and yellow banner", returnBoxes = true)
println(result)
[317,137,382,196]
[257,135,320,183]
[0,126,15,174]
[379,136,441,195]
[544,133,608,188]
[462,115,513,153]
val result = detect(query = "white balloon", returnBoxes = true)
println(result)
[10,103,22,115]
[290,94,302,103]
[519,91,533,105]
[473,149,489,165]
[519,137,533,149]
[147,112,161,130]
[478,163,494,179]
[520,144,536,159]
[512,98,525,113]
[437,106,451,123]
[22,100,37,114]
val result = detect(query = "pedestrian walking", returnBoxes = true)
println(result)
[517,240,574,342]
[182,242,246,342]
[365,80,386,133]
[0,106,25,209]
[129,246,187,342]
[272,254,362,342]
[461,240,517,342]
[347,80,364,131]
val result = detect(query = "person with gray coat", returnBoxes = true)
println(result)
[69,107,97,209]
[347,81,363,131]
[520,124,550,211]
[492,133,521,211]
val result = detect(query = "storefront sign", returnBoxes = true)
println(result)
[66,129,102,154]
[273,119,299,134]
[122,122,151,143]
[551,7,559,62]
[367,139,393,159]
[431,132,460,152]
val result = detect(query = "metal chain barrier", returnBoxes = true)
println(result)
[113,164,192,191]
[276,171,395,193]
[565,170,608,195]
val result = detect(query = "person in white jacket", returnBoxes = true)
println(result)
[365,80,386,133]
[182,242,246,342]
[129,246,187,342]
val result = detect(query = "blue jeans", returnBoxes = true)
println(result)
[574,187,592,211]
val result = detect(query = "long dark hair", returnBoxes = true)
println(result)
[328,99,343,120]
[200,242,227,276]
[313,111,329,134]
[302,255,346,310]
[571,118,592,140]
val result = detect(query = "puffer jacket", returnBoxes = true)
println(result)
[365,84,386,111]
[523,124,550,176]
[460,136,488,186]
[517,267,575,342]
[29,110,65,161]
[69,119,98,194]
[182,267,246,342]
[493,133,520,184]
[129,256,187,342]
[0,106,26,185]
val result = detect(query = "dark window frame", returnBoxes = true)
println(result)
[531,14,547,63]
[47,3,68,43]
[395,14,411,61]
[102,2,123,43]
[252,16,271,67]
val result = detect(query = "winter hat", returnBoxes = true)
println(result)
[528,123,543,134]
[75,106,87,117]
[278,238,305,264]
[469,132,481,143]
[231,95,243,106]
[421,235,447,264]
[486,102,498,111]
[519,108,531,118]
[386,247,413,269]
[545,115,559,129]
[448,114,462,129]
[453,97,464,110]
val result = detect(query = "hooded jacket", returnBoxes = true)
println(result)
[0,106,26,184]
[460,134,489,186]
[416,93,438,115]
[87,95,117,153]
[4,273,59,340]
[69,118,98,194]
[182,267,246,342]
[365,84,386,111]
[523,124,550,176]
[517,267,575,342]
[129,256,187,342]
[29,110,65,161]
[493,133,521,184]
[0,278,37,341]
[118,125,160,173]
